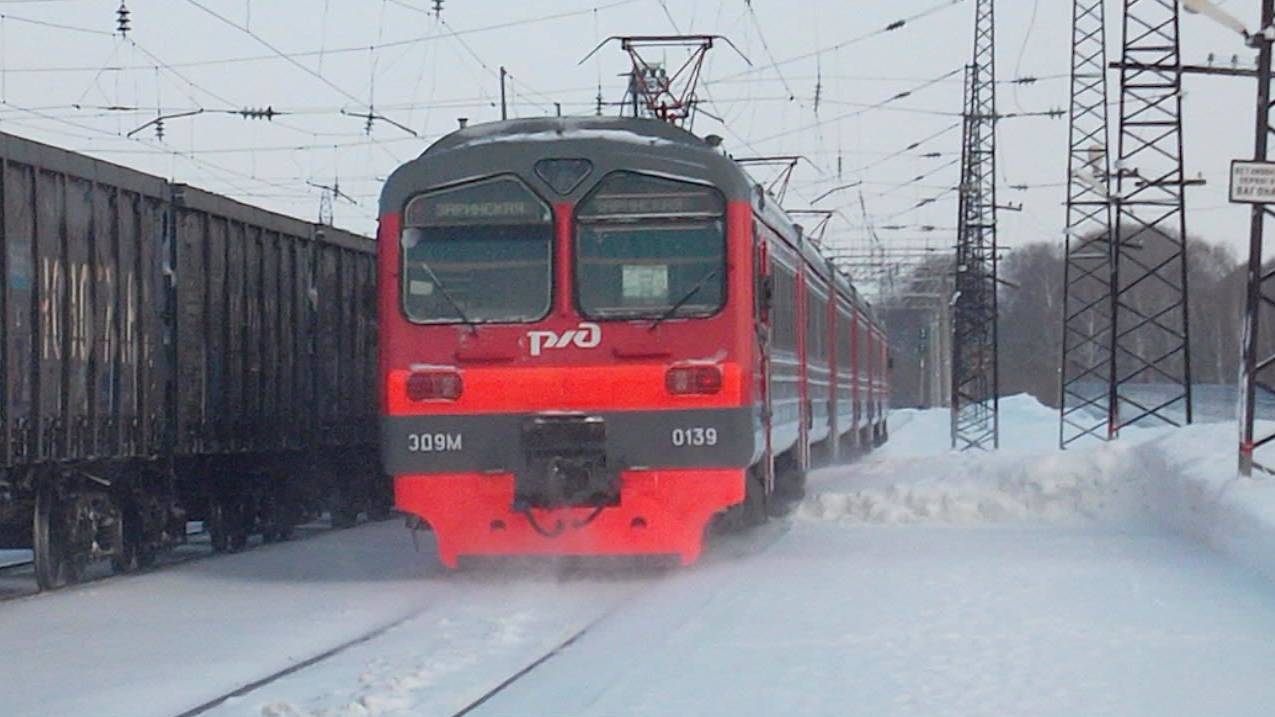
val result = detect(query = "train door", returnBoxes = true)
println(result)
[795,264,811,474]
[754,226,775,496]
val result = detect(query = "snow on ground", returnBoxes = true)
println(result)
[0,549,30,568]
[0,523,652,717]
[9,394,1275,716]
[808,394,1275,585]
[470,525,1275,717]
[804,396,1172,527]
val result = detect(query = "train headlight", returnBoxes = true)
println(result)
[406,370,463,401]
[665,365,723,396]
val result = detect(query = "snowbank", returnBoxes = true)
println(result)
[804,394,1275,582]
[801,441,1158,527]
[1148,420,1275,583]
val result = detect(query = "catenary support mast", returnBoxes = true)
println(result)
[1110,0,1194,433]
[951,0,999,451]
[1059,0,1116,449]
[1240,0,1275,476]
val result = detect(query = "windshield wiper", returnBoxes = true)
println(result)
[649,268,720,332]
[415,261,479,334]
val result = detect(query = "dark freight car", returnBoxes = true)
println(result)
[0,131,382,588]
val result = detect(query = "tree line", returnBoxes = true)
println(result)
[993,233,1246,406]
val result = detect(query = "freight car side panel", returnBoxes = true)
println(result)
[315,245,340,444]
[64,176,92,458]
[206,215,228,450]
[170,186,350,458]
[258,230,279,450]
[343,251,357,435]
[248,229,269,446]
[281,240,302,449]
[140,193,166,456]
[1,140,169,468]
[3,162,35,466]
[89,183,117,457]
[319,228,377,447]
[175,208,207,454]
[224,217,244,450]
[359,255,377,443]
[35,170,66,461]
[339,249,360,442]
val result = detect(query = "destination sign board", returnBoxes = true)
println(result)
[405,177,550,226]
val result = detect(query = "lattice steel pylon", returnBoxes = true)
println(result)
[1111,0,1193,432]
[1059,0,1115,449]
[1239,0,1275,477]
[951,0,999,452]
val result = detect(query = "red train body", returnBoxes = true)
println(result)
[377,118,888,567]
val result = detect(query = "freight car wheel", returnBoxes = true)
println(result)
[330,503,358,529]
[33,479,87,590]
[366,482,394,522]
[110,504,157,574]
[208,496,250,553]
[328,483,360,529]
[260,486,298,544]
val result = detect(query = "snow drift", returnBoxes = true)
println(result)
[802,394,1275,582]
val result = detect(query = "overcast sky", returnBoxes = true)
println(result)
[0,0,1261,266]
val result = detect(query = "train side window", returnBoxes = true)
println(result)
[770,266,798,352]
[806,289,828,364]
[837,309,853,369]
[853,311,866,376]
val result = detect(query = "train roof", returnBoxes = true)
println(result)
[381,116,755,214]
[380,115,871,313]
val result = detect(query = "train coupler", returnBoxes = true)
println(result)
[516,414,619,510]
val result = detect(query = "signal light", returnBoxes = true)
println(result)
[406,370,463,401]
[665,365,722,395]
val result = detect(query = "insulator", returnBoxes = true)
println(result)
[116,2,131,36]
[432,0,443,17]
[240,106,277,121]
[154,117,164,142]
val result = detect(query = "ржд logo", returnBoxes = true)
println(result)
[527,322,602,357]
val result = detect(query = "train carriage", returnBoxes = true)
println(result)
[0,130,383,589]
[378,116,889,567]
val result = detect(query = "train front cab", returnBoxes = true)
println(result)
[380,162,760,567]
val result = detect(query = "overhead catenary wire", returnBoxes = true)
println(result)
[715,0,967,83]
[185,0,384,111]
[0,0,1052,242]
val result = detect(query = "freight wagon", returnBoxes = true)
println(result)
[0,131,383,589]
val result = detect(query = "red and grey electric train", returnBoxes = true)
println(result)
[377,117,889,567]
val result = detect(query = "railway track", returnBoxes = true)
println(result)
[168,520,792,717]
[0,557,33,573]
[0,516,392,605]
[171,568,631,717]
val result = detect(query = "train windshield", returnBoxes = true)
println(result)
[575,172,726,320]
[401,177,553,324]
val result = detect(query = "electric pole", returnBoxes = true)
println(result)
[1059,0,1115,449]
[1110,0,1195,433]
[1238,1,1275,476]
[951,0,999,451]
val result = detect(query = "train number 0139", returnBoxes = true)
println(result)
[671,427,718,447]
[406,432,463,452]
